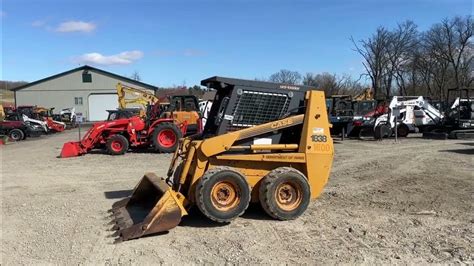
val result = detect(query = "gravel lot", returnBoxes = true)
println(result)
[1,128,473,264]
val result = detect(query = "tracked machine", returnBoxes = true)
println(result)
[423,88,474,139]
[109,77,334,242]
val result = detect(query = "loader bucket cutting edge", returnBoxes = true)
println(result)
[60,142,82,158]
[110,173,187,242]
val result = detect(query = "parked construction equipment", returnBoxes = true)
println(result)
[60,84,204,157]
[109,89,333,241]
[353,88,374,101]
[0,112,44,141]
[117,83,202,134]
[60,109,185,157]
[16,105,65,133]
[33,107,66,132]
[200,76,314,136]
[373,96,443,139]
[58,108,77,128]
[423,88,474,139]
[326,95,354,136]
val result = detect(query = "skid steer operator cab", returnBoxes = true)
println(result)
[200,77,314,144]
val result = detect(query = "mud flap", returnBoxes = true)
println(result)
[60,142,82,158]
[109,173,187,242]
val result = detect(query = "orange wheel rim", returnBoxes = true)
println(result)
[275,182,302,211]
[211,181,240,211]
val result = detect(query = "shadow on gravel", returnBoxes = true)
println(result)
[457,142,474,146]
[104,189,133,199]
[440,149,474,155]
[88,148,160,155]
[179,208,227,228]
[241,204,273,220]
[103,196,272,230]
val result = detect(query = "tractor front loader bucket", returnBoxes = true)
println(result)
[60,141,83,158]
[109,173,187,242]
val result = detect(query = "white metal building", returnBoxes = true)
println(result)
[11,65,158,121]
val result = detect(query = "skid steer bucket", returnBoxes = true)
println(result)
[110,173,187,242]
[60,141,82,158]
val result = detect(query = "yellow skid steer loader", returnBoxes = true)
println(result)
[110,90,334,241]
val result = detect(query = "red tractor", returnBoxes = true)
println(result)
[60,105,196,158]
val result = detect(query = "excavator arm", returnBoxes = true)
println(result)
[116,83,159,110]
[353,88,374,101]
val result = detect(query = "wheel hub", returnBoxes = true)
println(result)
[112,141,122,151]
[158,129,176,148]
[211,181,240,211]
[275,182,302,211]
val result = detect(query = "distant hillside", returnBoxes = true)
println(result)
[1,80,28,105]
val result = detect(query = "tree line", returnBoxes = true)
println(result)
[266,16,473,100]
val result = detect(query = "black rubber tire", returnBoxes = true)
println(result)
[106,134,129,155]
[195,167,251,223]
[9,129,25,141]
[397,124,409,137]
[358,127,374,140]
[259,167,310,220]
[374,124,391,139]
[152,123,182,153]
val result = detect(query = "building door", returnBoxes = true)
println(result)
[88,94,118,121]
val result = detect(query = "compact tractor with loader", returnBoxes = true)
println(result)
[60,106,187,157]
[106,77,331,241]
[117,83,202,135]
[60,83,203,157]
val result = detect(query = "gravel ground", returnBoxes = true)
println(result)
[1,128,473,264]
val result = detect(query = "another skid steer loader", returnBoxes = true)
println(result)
[110,90,334,241]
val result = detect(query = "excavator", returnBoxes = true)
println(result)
[109,78,334,242]
[116,83,202,134]
[353,88,374,101]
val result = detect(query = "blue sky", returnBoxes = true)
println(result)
[1,0,472,87]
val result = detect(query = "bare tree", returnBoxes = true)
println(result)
[130,71,141,81]
[424,16,473,89]
[268,69,302,84]
[303,72,363,95]
[387,21,419,96]
[351,27,392,98]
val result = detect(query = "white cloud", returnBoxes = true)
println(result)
[183,49,206,57]
[56,20,96,33]
[32,20,47,27]
[74,50,144,65]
